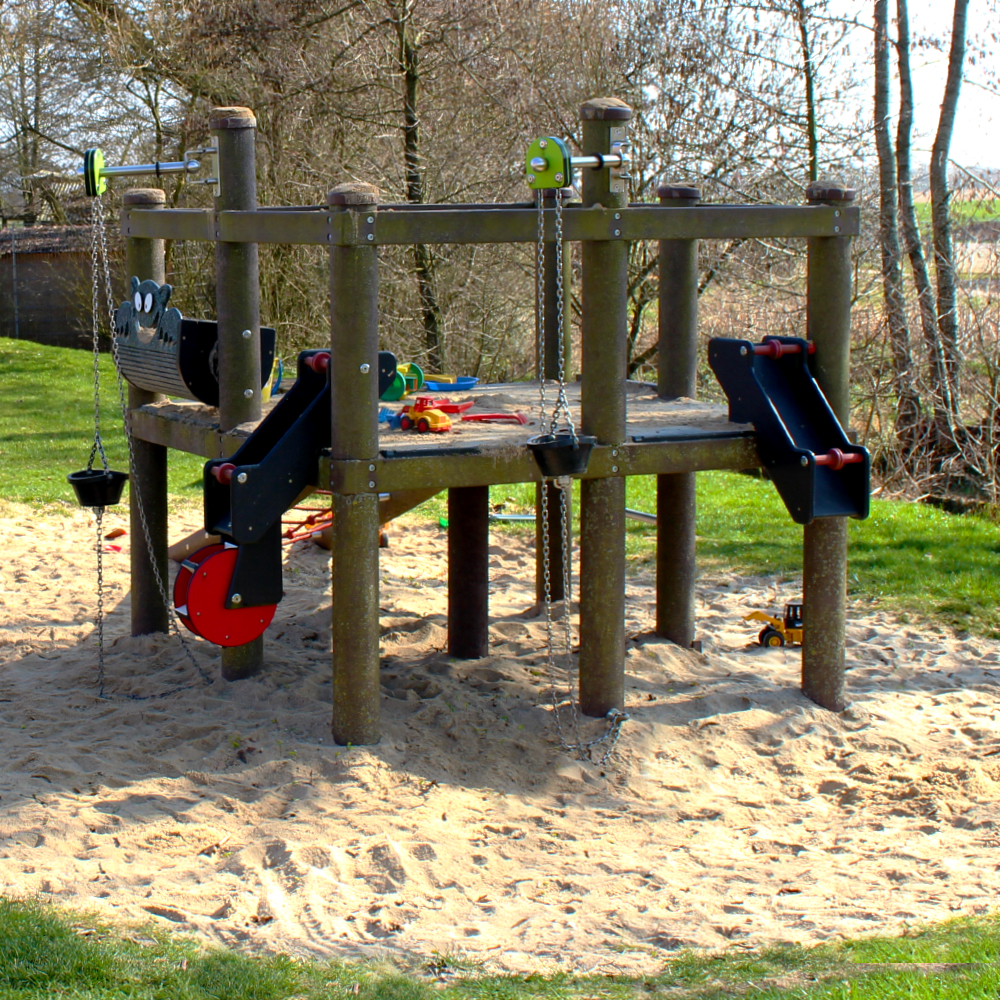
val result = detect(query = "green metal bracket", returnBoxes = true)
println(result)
[525,136,572,191]
[83,148,107,197]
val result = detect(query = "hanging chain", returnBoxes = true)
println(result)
[535,188,627,766]
[89,195,213,694]
[88,199,110,474]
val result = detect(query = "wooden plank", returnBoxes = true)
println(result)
[121,204,859,246]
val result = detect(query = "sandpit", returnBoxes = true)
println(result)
[0,499,998,974]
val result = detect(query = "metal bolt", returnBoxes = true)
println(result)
[800,455,809,467]
[539,138,548,149]
[834,210,841,217]
[740,345,748,356]
[237,472,248,483]
[231,594,242,605]
[614,229,621,237]
[554,172,564,183]
[326,234,332,242]
[834,226,841,233]
[368,480,376,489]
[367,216,374,224]
[614,212,621,220]
[241,329,251,339]
[244,388,254,398]
[327,217,332,224]
[612,465,619,473]
[360,363,370,373]
[368,464,376,472]
[526,174,535,184]
[612,449,619,457]
[530,157,548,172]
[367,233,374,241]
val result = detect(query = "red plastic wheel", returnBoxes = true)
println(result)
[177,545,276,647]
[174,543,226,636]
[417,417,430,432]
[399,414,412,430]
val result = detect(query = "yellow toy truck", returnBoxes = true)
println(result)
[744,603,804,647]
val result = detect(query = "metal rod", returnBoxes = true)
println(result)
[656,184,701,648]
[328,182,382,746]
[802,182,855,713]
[448,485,489,658]
[78,160,200,179]
[569,153,625,170]
[578,97,631,719]
[123,188,169,637]
[213,106,264,681]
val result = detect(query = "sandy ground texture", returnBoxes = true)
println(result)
[1,499,999,974]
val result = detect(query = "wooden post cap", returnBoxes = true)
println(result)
[210,106,257,130]
[328,183,380,206]
[122,188,167,206]
[580,97,632,121]
[805,181,856,203]
[658,184,701,201]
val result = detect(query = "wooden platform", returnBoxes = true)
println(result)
[130,381,759,492]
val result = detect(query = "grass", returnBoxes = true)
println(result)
[0,897,998,999]
[6,336,1000,635]
[913,198,1000,228]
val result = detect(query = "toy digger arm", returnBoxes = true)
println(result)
[743,610,781,628]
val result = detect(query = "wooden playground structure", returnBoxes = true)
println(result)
[112,99,860,746]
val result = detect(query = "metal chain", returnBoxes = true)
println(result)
[535,190,547,432]
[95,507,106,697]
[89,199,110,474]
[535,188,627,766]
[89,196,213,695]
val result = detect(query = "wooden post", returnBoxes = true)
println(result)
[656,184,701,648]
[802,181,856,712]
[536,188,571,604]
[212,106,264,680]
[448,485,489,658]
[329,183,381,745]
[123,188,169,637]
[579,97,631,718]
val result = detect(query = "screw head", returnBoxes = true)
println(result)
[369,464,376,472]
[237,472,248,483]
[740,345,748,356]
[368,480,376,489]
[834,225,841,233]
[800,455,809,467]
[367,233,374,241]
[241,329,252,339]
[614,229,621,236]
[244,388,254,398]
[367,216,374,223]
[360,363,370,373]
[614,212,621,220]
[553,172,564,183]
[231,593,242,605]
[612,449,619,457]
[539,138,548,149]
[611,465,619,473]
[526,174,535,184]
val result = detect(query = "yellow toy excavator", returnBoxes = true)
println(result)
[744,603,804,647]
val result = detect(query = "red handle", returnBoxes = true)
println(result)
[753,340,816,358]
[813,448,864,470]
[305,352,331,373]
[212,462,236,485]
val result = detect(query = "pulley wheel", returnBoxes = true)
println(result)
[173,543,225,636]
[175,544,276,646]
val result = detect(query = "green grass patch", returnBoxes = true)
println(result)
[0,897,998,998]
[7,336,1000,635]
[913,198,1000,228]
[0,338,204,504]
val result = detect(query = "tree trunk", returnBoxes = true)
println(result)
[895,0,955,440]
[793,0,819,182]
[930,0,969,417]
[397,7,444,373]
[874,0,920,432]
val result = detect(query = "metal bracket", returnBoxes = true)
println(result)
[184,138,220,198]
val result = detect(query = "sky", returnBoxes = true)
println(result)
[884,0,998,170]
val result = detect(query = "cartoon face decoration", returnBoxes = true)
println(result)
[131,276,173,330]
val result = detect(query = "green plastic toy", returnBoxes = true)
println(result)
[83,148,107,197]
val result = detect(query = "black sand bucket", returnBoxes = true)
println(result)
[527,433,596,478]
[68,469,129,508]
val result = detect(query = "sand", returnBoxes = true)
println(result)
[0,498,999,974]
